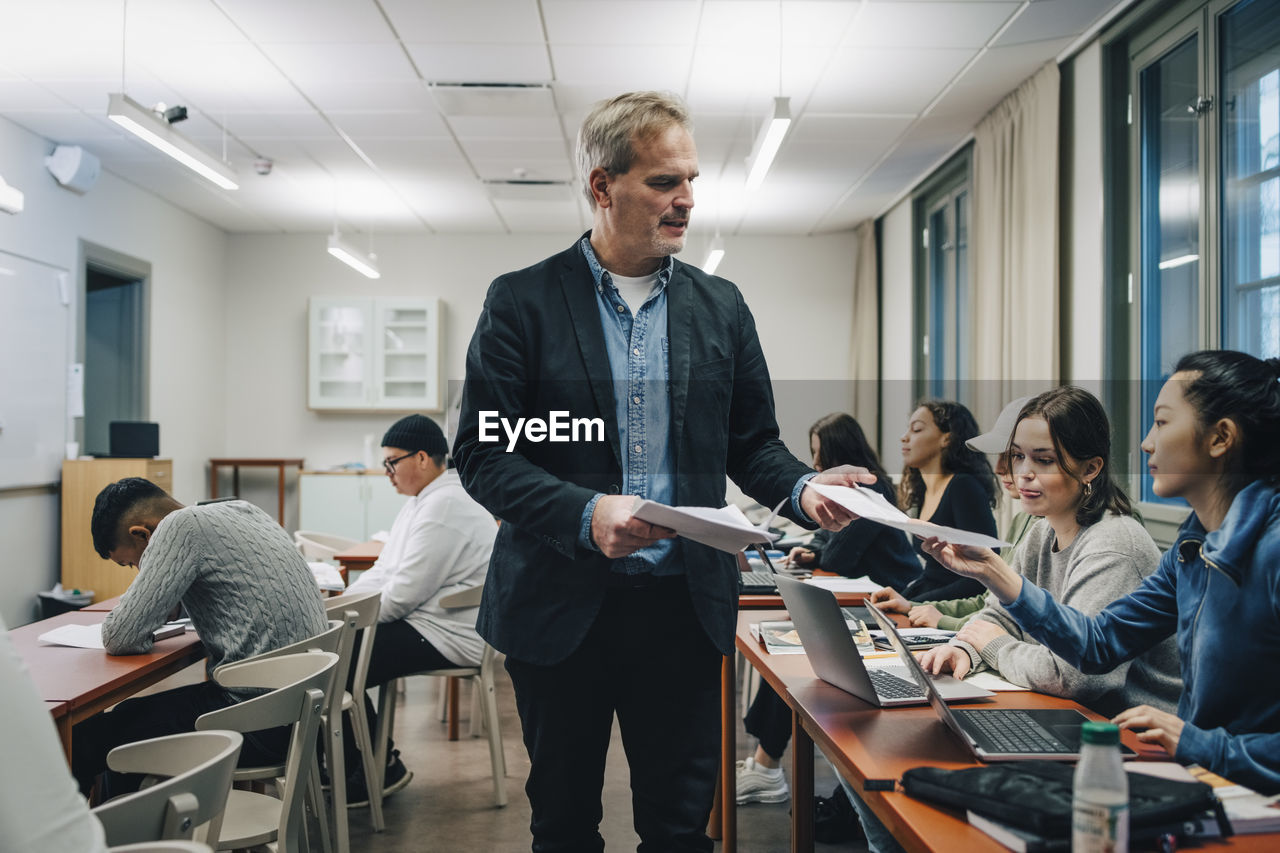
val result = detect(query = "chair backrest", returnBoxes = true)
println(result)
[294,530,360,562]
[438,583,483,609]
[93,730,243,847]
[210,619,345,699]
[195,651,337,852]
[108,842,214,852]
[324,589,381,701]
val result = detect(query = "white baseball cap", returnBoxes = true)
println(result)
[966,396,1033,454]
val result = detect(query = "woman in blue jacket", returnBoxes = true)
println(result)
[921,349,1280,794]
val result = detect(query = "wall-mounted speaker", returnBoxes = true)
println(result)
[45,144,100,194]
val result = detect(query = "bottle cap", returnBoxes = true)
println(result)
[1080,721,1120,745]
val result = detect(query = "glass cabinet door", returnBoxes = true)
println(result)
[375,300,441,410]
[309,298,374,408]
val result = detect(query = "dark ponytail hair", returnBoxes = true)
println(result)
[809,413,895,506]
[1172,350,1280,491]
[900,400,998,512]
[1013,386,1132,527]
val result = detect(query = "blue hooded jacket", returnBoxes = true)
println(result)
[1004,479,1280,794]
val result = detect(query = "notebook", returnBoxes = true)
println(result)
[867,604,1132,761]
[774,574,993,707]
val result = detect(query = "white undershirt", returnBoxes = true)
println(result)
[610,271,659,312]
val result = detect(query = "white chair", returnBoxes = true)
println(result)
[212,620,347,853]
[109,844,213,853]
[294,531,360,562]
[92,730,243,848]
[195,651,338,853]
[374,583,508,807]
[323,589,387,833]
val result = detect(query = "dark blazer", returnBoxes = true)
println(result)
[453,237,813,665]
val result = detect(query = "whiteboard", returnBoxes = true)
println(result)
[0,252,71,488]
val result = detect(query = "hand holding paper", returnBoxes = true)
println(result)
[803,481,1010,549]
[630,498,782,554]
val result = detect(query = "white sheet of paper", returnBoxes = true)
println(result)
[963,671,1031,692]
[308,560,346,592]
[803,576,882,594]
[804,482,1011,549]
[631,499,780,553]
[38,622,104,649]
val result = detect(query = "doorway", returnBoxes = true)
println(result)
[83,264,146,457]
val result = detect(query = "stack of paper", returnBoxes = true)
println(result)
[803,482,1011,548]
[631,498,783,553]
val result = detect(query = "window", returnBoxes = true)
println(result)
[1110,0,1280,505]
[913,150,973,404]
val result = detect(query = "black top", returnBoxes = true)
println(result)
[807,478,923,589]
[900,473,996,601]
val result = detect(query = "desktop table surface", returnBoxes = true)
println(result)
[734,610,1273,853]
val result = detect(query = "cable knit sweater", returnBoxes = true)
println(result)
[955,514,1183,718]
[102,500,328,690]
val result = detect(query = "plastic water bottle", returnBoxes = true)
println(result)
[1072,721,1129,852]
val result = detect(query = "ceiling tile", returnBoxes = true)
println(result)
[842,2,1022,49]
[379,0,544,43]
[698,1,859,48]
[448,115,564,139]
[406,43,552,83]
[542,1,701,45]
[217,0,396,43]
[262,43,419,84]
[807,47,975,114]
[302,80,432,112]
[996,0,1120,47]
[329,110,451,139]
[929,37,1075,119]
[549,45,690,90]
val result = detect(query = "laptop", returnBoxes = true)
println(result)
[774,574,993,707]
[867,604,1134,761]
[105,421,159,458]
[738,545,785,594]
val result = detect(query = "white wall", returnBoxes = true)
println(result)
[878,199,915,474]
[0,116,228,626]
[223,231,858,511]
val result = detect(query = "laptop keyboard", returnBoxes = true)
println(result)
[868,668,925,699]
[740,571,777,592]
[953,709,1070,753]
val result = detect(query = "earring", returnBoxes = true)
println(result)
[1083,481,1093,498]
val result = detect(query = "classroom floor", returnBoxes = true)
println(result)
[343,660,867,852]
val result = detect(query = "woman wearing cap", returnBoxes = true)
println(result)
[872,396,1037,629]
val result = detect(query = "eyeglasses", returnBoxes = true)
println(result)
[383,451,418,474]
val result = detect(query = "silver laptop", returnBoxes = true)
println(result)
[867,604,1131,762]
[774,575,993,707]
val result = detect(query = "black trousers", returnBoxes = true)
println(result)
[505,576,723,853]
[343,619,457,770]
[71,681,288,798]
[743,681,791,761]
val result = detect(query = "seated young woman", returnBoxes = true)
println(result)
[921,350,1280,794]
[873,396,1037,630]
[914,386,1181,718]
[897,400,999,601]
[739,412,920,806]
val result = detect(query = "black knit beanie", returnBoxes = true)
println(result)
[381,414,448,458]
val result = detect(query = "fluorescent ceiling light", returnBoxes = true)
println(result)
[1158,254,1199,270]
[744,97,792,192]
[327,232,381,279]
[107,93,239,190]
[702,236,725,274]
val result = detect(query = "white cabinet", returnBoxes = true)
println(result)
[308,297,442,411]
[299,471,406,542]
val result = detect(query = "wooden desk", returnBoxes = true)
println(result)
[209,457,305,524]
[10,610,206,762]
[334,540,383,576]
[734,611,1275,852]
[81,595,122,612]
[711,592,869,852]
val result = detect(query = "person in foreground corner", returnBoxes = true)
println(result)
[452,90,870,852]
[923,349,1280,795]
[73,477,328,798]
[338,413,494,807]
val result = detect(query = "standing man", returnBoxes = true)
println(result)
[339,413,495,806]
[453,91,868,852]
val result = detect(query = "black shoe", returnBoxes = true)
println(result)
[814,783,864,844]
[345,750,412,809]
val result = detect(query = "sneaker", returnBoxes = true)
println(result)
[735,756,789,804]
[345,750,413,809]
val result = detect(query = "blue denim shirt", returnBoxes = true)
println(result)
[1003,479,1280,794]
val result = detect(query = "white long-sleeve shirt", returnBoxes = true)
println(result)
[345,470,494,666]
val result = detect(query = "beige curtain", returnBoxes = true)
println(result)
[972,61,1061,425]
[850,219,880,447]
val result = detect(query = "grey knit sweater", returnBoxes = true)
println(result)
[956,514,1182,717]
[102,501,328,686]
